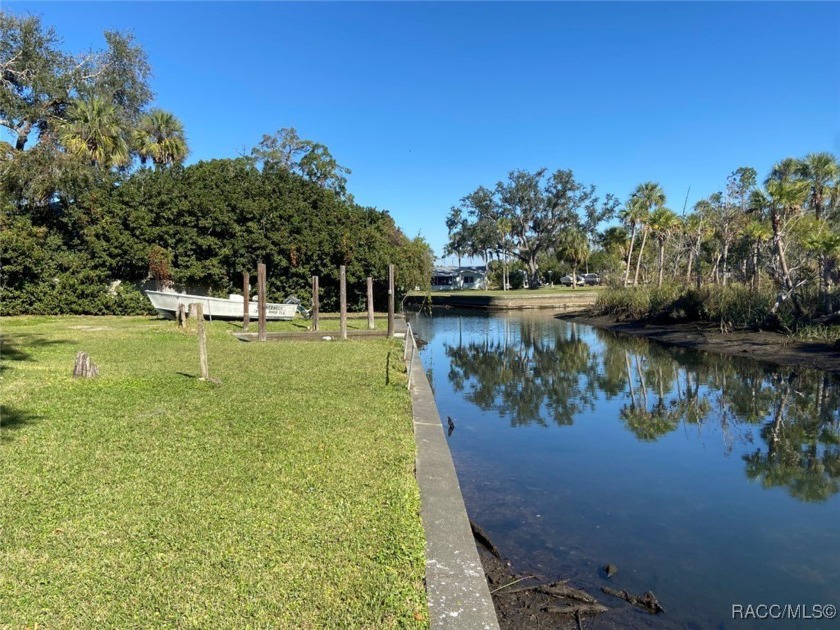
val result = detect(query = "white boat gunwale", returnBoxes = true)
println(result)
[144,290,299,321]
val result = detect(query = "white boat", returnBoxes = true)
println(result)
[145,290,300,321]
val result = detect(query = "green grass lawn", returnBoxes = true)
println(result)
[0,316,427,628]
[243,312,390,333]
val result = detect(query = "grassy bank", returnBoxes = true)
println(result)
[0,316,427,628]
[212,311,389,333]
[595,284,840,342]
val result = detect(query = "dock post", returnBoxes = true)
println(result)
[387,264,395,338]
[242,271,250,332]
[312,275,320,331]
[367,277,375,330]
[194,303,209,380]
[340,265,348,340]
[258,262,266,342]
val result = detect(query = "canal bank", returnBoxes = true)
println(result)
[406,290,600,312]
[560,313,840,375]
[409,309,840,630]
[403,321,501,630]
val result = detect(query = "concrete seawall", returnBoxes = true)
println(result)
[405,291,599,312]
[402,323,501,630]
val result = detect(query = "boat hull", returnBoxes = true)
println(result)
[145,291,297,321]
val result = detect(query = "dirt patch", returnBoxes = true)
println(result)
[559,314,840,375]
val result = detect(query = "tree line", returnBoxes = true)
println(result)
[0,12,433,315]
[446,155,840,324]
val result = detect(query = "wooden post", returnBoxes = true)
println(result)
[242,271,250,332]
[312,275,320,331]
[387,263,395,338]
[73,351,99,378]
[194,303,209,380]
[176,303,186,328]
[366,277,375,330]
[339,265,348,340]
[257,262,267,342]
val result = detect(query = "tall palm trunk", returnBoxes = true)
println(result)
[657,238,666,287]
[623,224,637,288]
[633,226,648,287]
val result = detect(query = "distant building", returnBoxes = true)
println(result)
[431,266,488,290]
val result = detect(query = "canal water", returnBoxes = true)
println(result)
[410,310,840,629]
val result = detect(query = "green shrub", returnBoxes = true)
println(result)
[111,284,157,316]
[0,278,155,317]
[700,285,778,328]
[595,287,651,320]
[596,283,794,330]
[647,284,683,321]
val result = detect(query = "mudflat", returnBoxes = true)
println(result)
[559,314,840,375]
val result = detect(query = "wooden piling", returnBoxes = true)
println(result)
[340,265,347,340]
[72,351,99,378]
[194,303,209,380]
[312,275,320,331]
[367,276,375,330]
[257,262,266,342]
[242,271,250,332]
[387,263,395,338]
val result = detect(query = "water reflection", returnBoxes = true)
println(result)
[442,317,840,502]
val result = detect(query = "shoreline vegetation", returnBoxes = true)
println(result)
[586,283,840,374]
[560,312,840,376]
[0,316,428,628]
[441,157,840,349]
[408,285,838,374]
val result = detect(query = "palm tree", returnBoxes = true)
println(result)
[497,217,513,291]
[648,207,680,287]
[557,229,589,290]
[133,109,188,168]
[766,157,800,185]
[765,174,810,318]
[796,153,839,312]
[796,153,839,220]
[742,217,772,293]
[620,196,644,287]
[59,95,130,168]
[630,182,666,286]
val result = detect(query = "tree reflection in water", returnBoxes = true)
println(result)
[443,319,840,502]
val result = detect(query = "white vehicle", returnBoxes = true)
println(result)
[558,275,584,286]
[145,290,301,320]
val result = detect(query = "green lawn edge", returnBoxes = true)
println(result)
[0,316,428,628]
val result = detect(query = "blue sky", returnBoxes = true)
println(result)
[6,1,840,261]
